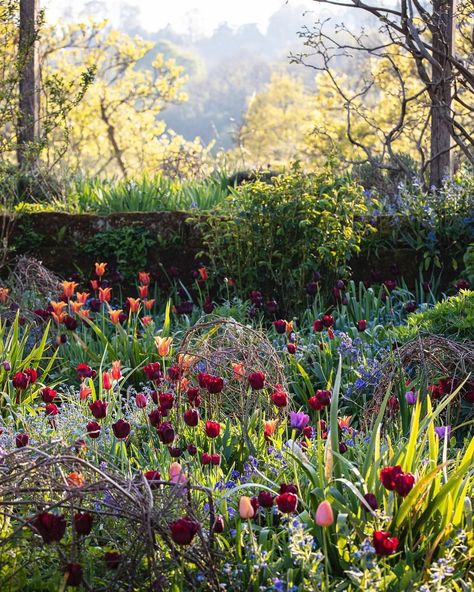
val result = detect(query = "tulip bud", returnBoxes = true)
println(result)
[315,500,334,527]
[239,496,255,519]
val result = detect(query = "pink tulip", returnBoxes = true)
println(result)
[239,496,255,519]
[315,500,334,527]
[169,462,187,484]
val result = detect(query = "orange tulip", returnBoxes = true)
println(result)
[198,267,208,281]
[0,287,10,304]
[67,472,86,488]
[109,309,123,324]
[70,301,83,314]
[79,309,91,319]
[52,312,67,324]
[239,496,255,519]
[102,371,113,390]
[155,336,172,356]
[50,301,68,316]
[315,500,334,527]
[338,416,352,430]
[176,354,196,370]
[90,280,99,291]
[61,281,78,299]
[111,360,121,381]
[286,321,294,334]
[127,297,141,313]
[138,285,149,298]
[95,262,107,277]
[138,271,150,286]
[142,315,152,325]
[99,287,112,303]
[79,386,92,401]
[76,291,90,304]
[264,419,278,439]
[144,298,155,310]
[232,362,246,381]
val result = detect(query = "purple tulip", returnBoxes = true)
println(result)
[434,426,451,439]
[405,391,417,405]
[289,411,310,431]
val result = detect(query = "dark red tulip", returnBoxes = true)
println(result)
[248,372,265,390]
[356,320,367,332]
[65,563,83,587]
[45,403,58,416]
[394,472,415,497]
[86,421,101,439]
[187,387,200,404]
[207,375,224,394]
[77,363,96,380]
[279,483,298,495]
[187,444,197,455]
[144,470,161,489]
[211,453,221,465]
[313,319,324,332]
[200,452,212,465]
[33,512,66,543]
[104,551,121,569]
[257,491,274,508]
[273,320,287,334]
[183,408,199,427]
[287,343,297,354]
[74,512,93,535]
[167,365,184,381]
[159,392,175,411]
[112,419,130,439]
[12,371,30,390]
[361,493,379,511]
[148,409,162,427]
[156,421,175,444]
[89,400,107,419]
[212,516,225,533]
[271,387,288,407]
[15,432,29,447]
[169,517,200,545]
[169,446,182,458]
[144,362,162,382]
[322,315,334,328]
[135,393,148,408]
[372,530,399,556]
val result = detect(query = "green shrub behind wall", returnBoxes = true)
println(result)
[195,165,376,311]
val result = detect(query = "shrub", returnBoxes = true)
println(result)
[195,165,375,312]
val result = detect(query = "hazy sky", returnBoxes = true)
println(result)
[44,0,316,35]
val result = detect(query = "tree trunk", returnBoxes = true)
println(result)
[429,0,456,188]
[17,0,40,170]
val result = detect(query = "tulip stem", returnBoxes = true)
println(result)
[322,528,330,591]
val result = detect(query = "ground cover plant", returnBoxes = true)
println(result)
[0,261,472,591]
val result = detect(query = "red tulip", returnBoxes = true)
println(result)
[372,530,399,556]
[200,452,212,465]
[183,408,199,427]
[257,491,274,508]
[104,551,121,569]
[65,563,83,587]
[275,492,298,513]
[41,387,57,403]
[135,393,148,408]
[86,421,101,439]
[271,387,288,407]
[112,419,130,439]
[15,432,29,447]
[33,512,66,543]
[144,470,161,489]
[156,421,175,444]
[248,371,265,390]
[74,512,93,535]
[89,400,107,419]
[356,320,367,332]
[380,465,403,491]
[205,420,221,438]
[394,472,415,497]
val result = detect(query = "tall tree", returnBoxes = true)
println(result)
[17,0,40,169]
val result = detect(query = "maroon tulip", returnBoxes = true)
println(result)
[167,365,183,381]
[212,516,225,533]
[248,371,265,390]
[65,563,83,587]
[279,483,298,495]
[15,432,29,448]
[187,387,200,404]
[33,512,66,543]
[187,444,197,455]
[135,393,148,408]
[211,453,221,465]
[159,392,175,411]
[275,492,298,513]
[380,465,404,490]
[207,375,224,394]
[322,315,334,328]
[12,371,30,390]
[144,470,161,489]
[169,517,200,545]
[205,420,221,438]
[394,472,415,497]
[404,301,417,313]
[86,421,101,439]
[257,491,274,508]
[41,387,57,403]
[183,408,199,427]
[89,400,107,419]
[112,419,130,439]
[198,372,211,389]
[74,512,93,535]
[273,320,287,334]
[356,320,367,332]
[148,409,162,427]
[372,530,399,556]
[77,363,96,380]
[169,446,182,458]
[156,421,175,444]
[104,551,121,569]
[287,343,297,354]
[144,362,162,382]
[200,452,212,465]
[313,319,324,332]
[361,493,379,511]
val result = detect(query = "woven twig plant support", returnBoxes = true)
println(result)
[0,443,219,591]
[365,333,474,425]
[176,317,289,448]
